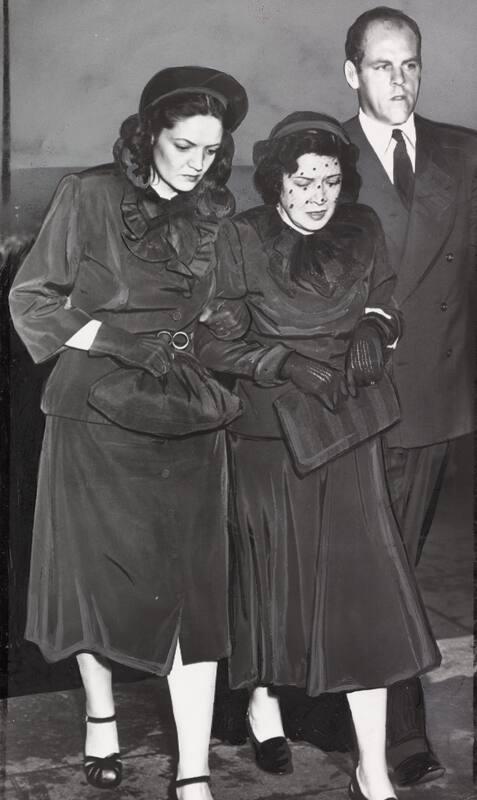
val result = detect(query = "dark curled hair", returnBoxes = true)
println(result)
[254,130,360,206]
[345,6,421,68]
[113,93,235,214]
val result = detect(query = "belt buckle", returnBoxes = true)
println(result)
[157,329,190,351]
[171,331,190,351]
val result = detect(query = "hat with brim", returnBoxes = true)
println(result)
[139,66,248,132]
[253,111,351,165]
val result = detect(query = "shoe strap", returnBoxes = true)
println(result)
[84,752,122,764]
[176,775,210,788]
[85,714,117,723]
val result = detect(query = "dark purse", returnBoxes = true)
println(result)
[88,351,242,437]
[273,371,400,475]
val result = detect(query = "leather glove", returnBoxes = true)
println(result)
[280,352,346,412]
[345,319,386,396]
[200,299,251,340]
[89,324,173,377]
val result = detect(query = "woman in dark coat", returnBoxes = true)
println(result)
[197,113,440,800]
[9,66,247,799]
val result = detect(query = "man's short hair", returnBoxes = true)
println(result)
[345,6,422,69]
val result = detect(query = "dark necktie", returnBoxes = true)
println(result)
[392,129,414,210]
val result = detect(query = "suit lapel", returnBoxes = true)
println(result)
[396,116,459,302]
[346,115,459,304]
[345,117,409,270]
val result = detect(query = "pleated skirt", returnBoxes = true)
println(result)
[25,416,230,674]
[227,433,440,696]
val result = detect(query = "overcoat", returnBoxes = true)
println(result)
[9,165,231,673]
[9,165,221,421]
[344,115,477,448]
[196,203,440,695]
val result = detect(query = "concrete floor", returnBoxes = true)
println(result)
[2,438,474,799]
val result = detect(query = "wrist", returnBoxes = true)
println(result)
[279,350,297,380]
[361,313,399,347]
[89,323,136,357]
[255,344,293,386]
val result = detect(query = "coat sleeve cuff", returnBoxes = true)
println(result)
[363,307,403,347]
[254,344,292,387]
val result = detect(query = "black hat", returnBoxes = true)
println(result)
[139,66,248,131]
[253,111,351,165]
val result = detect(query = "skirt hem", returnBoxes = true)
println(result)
[26,636,232,676]
[228,656,441,697]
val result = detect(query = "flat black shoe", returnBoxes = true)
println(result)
[84,714,123,790]
[246,715,293,774]
[169,775,210,799]
[393,751,445,786]
[348,769,397,800]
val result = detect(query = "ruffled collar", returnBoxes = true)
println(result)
[260,205,368,298]
[120,178,219,282]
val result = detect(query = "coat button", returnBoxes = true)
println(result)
[446,252,454,262]
[440,302,448,312]
[446,348,453,357]
[171,310,182,321]
[161,468,170,478]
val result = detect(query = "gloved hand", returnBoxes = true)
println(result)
[345,320,386,396]
[281,352,346,412]
[89,324,173,377]
[200,299,251,340]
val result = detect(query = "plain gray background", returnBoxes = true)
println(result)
[8,0,477,169]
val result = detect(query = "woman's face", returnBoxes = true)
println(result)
[152,114,223,197]
[279,153,342,233]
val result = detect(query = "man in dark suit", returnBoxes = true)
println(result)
[342,5,477,788]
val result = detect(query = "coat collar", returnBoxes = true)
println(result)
[358,108,416,166]
[256,204,371,298]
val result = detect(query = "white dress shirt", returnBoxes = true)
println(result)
[358,109,416,182]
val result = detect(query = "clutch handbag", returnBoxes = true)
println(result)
[273,371,400,475]
[88,351,242,437]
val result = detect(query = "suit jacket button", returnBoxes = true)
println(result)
[171,310,182,321]
[446,252,454,262]
[446,348,453,357]
[440,302,448,312]
[161,468,170,478]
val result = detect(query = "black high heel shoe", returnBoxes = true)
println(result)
[245,715,293,774]
[169,775,211,799]
[83,714,123,789]
[348,769,397,800]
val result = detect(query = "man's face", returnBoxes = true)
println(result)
[345,21,421,125]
